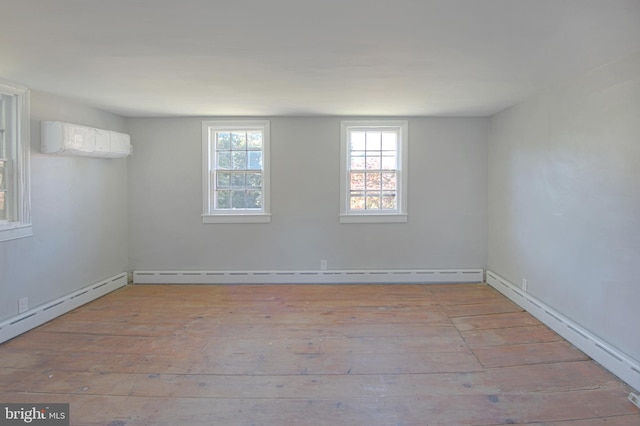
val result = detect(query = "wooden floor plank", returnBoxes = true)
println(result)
[452,311,542,331]
[1,283,637,425]
[523,415,640,425]
[212,323,459,339]
[0,390,637,426]
[441,300,523,317]
[461,324,563,347]
[472,340,590,368]
[0,369,499,398]
[486,361,624,392]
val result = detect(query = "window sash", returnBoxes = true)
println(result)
[0,94,14,225]
[0,79,31,240]
[0,96,5,159]
[0,99,5,223]
[340,120,408,223]
[202,120,270,222]
[346,127,401,213]
[210,129,264,212]
[0,159,6,223]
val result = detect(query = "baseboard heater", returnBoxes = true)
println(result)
[486,270,640,393]
[0,272,127,344]
[133,268,484,285]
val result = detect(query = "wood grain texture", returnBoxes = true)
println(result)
[0,283,637,425]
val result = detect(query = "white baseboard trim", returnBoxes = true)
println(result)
[133,268,484,285]
[486,270,640,393]
[630,392,640,409]
[0,272,128,344]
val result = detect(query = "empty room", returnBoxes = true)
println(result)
[1,0,639,424]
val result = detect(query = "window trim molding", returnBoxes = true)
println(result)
[339,213,408,224]
[202,213,272,224]
[0,79,32,242]
[339,120,408,224]
[201,120,271,224]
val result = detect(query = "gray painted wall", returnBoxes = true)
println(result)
[127,117,488,271]
[0,91,129,322]
[488,52,640,362]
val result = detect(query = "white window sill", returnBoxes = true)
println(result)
[0,224,33,242]
[340,213,408,224]
[202,213,271,224]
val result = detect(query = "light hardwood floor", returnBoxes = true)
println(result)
[1,283,638,425]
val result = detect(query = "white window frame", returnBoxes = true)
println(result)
[0,79,32,242]
[202,120,271,224]
[340,120,408,224]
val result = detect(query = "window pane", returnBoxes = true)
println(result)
[365,195,381,209]
[216,132,231,150]
[230,172,245,188]
[246,172,262,188]
[365,131,381,150]
[231,132,246,149]
[247,151,262,170]
[350,156,365,170]
[381,172,396,190]
[366,172,381,190]
[350,194,365,210]
[231,190,246,208]
[350,172,365,190]
[381,132,397,150]
[216,190,230,209]
[247,132,262,150]
[0,191,5,220]
[0,161,5,189]
[0,192,5,220]
[351,151,365,168]
[216,172,231,188]
[366,155,381,170]
[246,190,262,208]
[382,193,396,209]
[232,151,247,169]
[381,155,397,170]
[217,152,231,169]
[350,131,366,151]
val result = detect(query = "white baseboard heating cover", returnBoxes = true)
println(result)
[0,273,127,344]
[486,270,640,393]
[133,269,484,285]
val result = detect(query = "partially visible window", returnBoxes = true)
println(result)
[202,120,270,223]
[0,79,31,242]
[340,120,408,223]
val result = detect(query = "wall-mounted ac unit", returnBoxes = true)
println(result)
[41,121,131,158]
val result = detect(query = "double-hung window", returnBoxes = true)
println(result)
[0,79,31,242]
[340,120,408,223]
[202,120,270,223]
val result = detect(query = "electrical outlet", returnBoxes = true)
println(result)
[522,278,528,292]
[18,297,29,314]
[320,260,327,270]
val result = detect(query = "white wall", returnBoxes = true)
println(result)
[488,52,640,363]
[0,91,129,322]
[127,117,488,271]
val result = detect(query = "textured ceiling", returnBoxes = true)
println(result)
[2,0,640,117]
